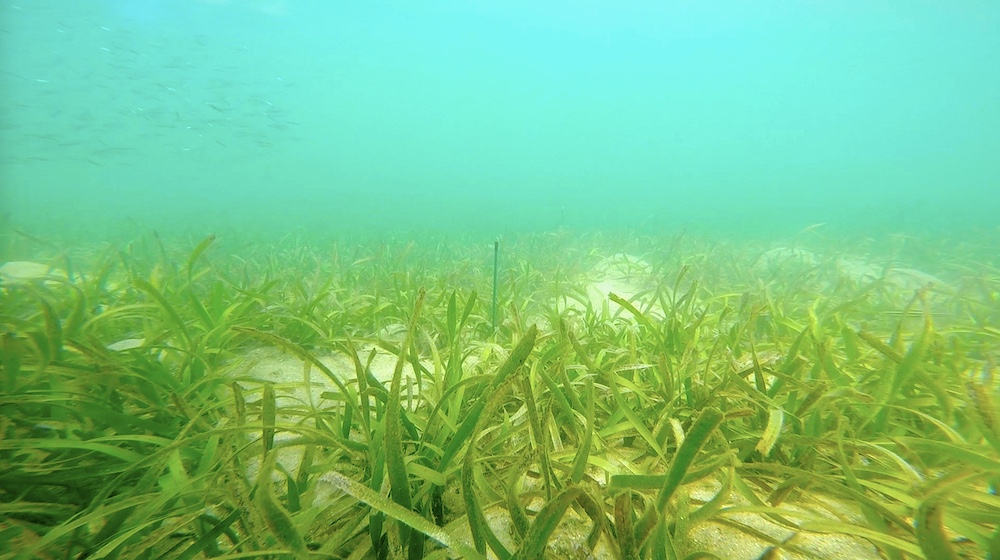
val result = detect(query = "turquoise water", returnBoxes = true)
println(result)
[1,1,998,241]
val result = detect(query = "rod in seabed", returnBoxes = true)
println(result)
[492,238,499,330]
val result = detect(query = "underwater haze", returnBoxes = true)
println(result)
[1,0,999,240]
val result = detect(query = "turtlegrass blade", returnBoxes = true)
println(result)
[990,524,1000,560]
[831,431,908,560]
[966,371,1000,454]
[755,407,784,457]
[0,438,145,463]
[913,470,988,560]
[134,276,191,347]
[438,324,538,471]
[520,362,553,499]
[507,458,531,539]
[262,382,275,455]
[894,438,1000,471]
[615,492,638,560]
[187,289,215,332]
[2,332,22,394]
[328,471,485,560]
[875,304,933,432]
[463,325,537,558]
[36,296,63,363]
[569,376,595,484]
[857,329,904,363]
[512,486,585,560]
[567,328,667,461]
[799,520,926,558]
[649,516,677,560]
[342,333,373,438]
[635,407,724,547]
[231,381,246,426]
[536,365,578,438]
[384,288,426,527]
[686,456,736,527]
[609,292,665,349]
[656,407,724,513]
[446,290,457,343]
[175,509,242,560]
[461,399,510,558]
[915,494,958,560]
[255,451,309,556]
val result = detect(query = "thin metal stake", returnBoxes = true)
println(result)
[491,238,499,330]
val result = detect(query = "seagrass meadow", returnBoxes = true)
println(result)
[1,228,999,560]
